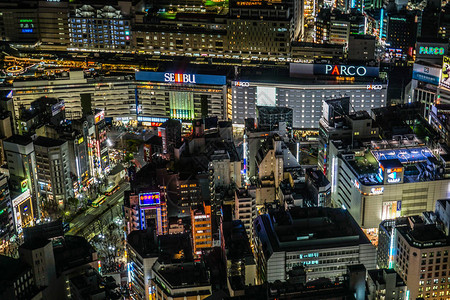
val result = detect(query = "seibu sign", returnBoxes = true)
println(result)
[135,71,226,85]
[164,73,196,84]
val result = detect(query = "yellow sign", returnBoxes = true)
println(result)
[441,56,450,89]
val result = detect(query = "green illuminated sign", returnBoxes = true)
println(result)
[390,17,406,22]
[19,19,33,23]
[21,179,28,192]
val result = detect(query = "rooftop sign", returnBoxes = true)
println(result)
[135,71,226,85]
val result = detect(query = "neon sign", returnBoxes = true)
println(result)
[387,171,401,184]
[94,111,104,124]
[164,73,196,84]
[139,192,161,206]
[419,47,445,55]
[325,65,367,76]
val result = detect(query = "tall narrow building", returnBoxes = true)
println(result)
[3,135,39,219]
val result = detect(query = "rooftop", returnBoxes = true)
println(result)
[53,235,96,275]
[127,229,193,262]
[339,141,443,186]
[255,207,371,254]
[127,229,159,259]
[368,269,406,288]
[397,222,450,249]
[222,220,254,262]
[20,238,52,251]
[153,261,210,290]
[34,136,66,148]
[4,134,32,146]
[0,255,30,282]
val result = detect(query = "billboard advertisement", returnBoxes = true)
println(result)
[139,192,161,206]
[290,63,379,78]
[441,56,450,89]
[256,86,276,106]
[412,63,441,85]
[135,71,226,85]
[51,100,65,116]
[94,110,105,124]
[386,167,402,184]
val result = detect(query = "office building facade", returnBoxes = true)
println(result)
[330,138,450,229]
[0,174,13,242]
[34,136,73,208]
[124,191,168,235]
[191,201,213,255]
[4,135,39,218]
[378,214,450,300]
[231,64,387,130]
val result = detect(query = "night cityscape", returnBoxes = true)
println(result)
[0,0,449,299]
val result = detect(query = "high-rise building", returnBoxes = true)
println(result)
[151,261,212,300]
[37,0,69,50]
[0,174,13,242]
[435,199,450,236]
[386,12,418,58]
[329,136,450,229]
[67,2,132,52]
[158,119,182,159]
[92,109,110,177]
[0,255,37,300]
[34,136,73,208]
[191,201,213,255]
[305,168,331,207]
[348,35,376,62]
[318,98,379,176]
[227,0,293,58]
[253,207,376,283]
[231,64,387,130]
[367,268,407,300]
[127,229,193,300]
[124,191,168,235]
[4,135,39,217]
[18,239,56,289]
[378,213,450,300]
[235,188,257,242]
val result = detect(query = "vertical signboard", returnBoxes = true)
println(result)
[441,56,450,89]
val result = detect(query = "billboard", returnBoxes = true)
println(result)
[290,63,379,78]
[412,63,441,85]
[94,110,105,124]
[135,71,226,85]
[139,192,161,206]
[386,167,402,184]
[257,86,276,106]
[441,56,450,89]
[51,100,65,116]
